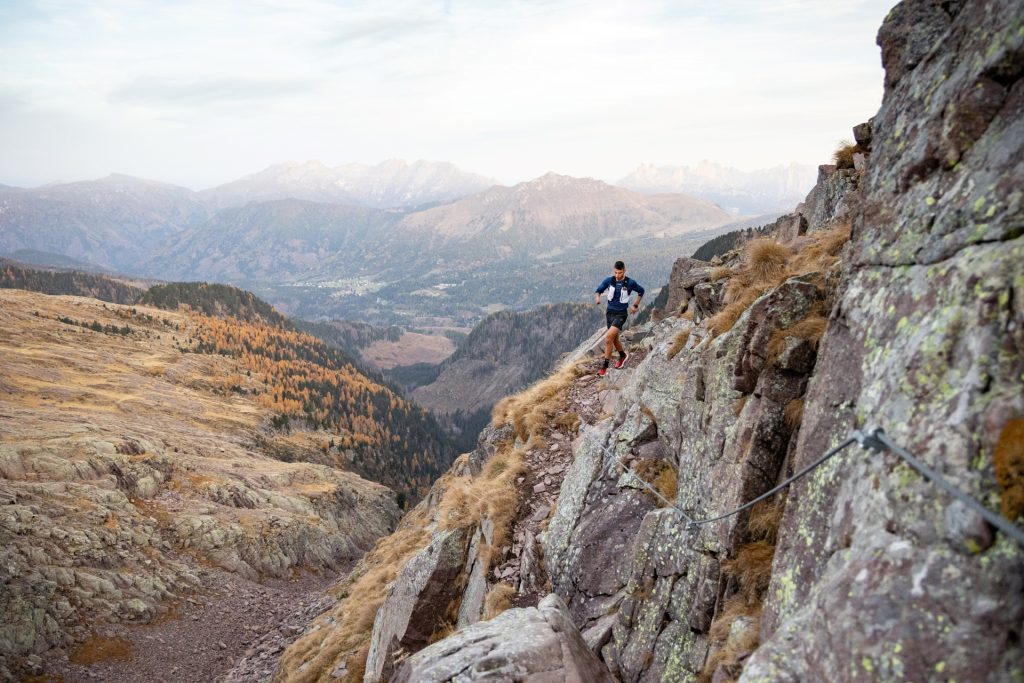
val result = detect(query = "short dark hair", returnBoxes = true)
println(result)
[614,260,625,270]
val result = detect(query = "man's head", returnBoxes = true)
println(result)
[613,260,625,280]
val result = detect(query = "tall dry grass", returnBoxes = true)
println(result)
[706,224,850,339]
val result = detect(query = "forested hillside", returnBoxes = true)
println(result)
[180,312,457,500]
[139,282,289,327]
[1,259,143,304]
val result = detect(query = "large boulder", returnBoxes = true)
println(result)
[391,594,614,683]
[364,527,470,683]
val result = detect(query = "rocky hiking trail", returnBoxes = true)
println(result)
[495,348,648,609]
[45,564,351,683]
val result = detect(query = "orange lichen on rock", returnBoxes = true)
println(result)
[994,418,1024,520]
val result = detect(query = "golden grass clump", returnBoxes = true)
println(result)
[707,287,767,338]
[709,266,734,281]
[705,223,850,339]
[667,329,691,360]
[492,359,587,446]
[437,447,528,550]
[745,239,792,284]
[633,459,678,506]
[722,540,776,601]
[766,313,828,365]
[680,306,695,320]
[701,597,762,683]
[783,398,804,431]
[483,582,517,620]
[788,222,851,277]
[832,139,862,169]
[994,418,1024,520]
[746,498,785,545]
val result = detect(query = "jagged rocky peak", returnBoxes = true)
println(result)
[272,1,1023,681]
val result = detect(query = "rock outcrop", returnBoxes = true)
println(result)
[391,595,613,683]
[278,2,1023,681]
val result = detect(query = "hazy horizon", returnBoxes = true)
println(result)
[1,0,895,189]
[1,156,820,193]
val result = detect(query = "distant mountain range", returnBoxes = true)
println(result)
[617,160,817,215]
[0,160,782,327]
[198,159,497,210]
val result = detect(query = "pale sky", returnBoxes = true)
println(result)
[0,0,895,189]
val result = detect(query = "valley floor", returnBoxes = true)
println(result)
[44,563,350,683]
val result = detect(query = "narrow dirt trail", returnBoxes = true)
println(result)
[495,350,646,608]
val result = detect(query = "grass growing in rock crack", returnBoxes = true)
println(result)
[667,329,691,360]
[483,582,517,620]
[706,224,851,338]
[278,356,590,681]
[492,359,588,446]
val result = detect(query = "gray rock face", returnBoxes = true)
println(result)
[663,258,712,317]
[744,1,1024,680]
[364,527,470,683]
[391,594,614,683]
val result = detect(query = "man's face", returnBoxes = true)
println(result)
[613,268,625,280]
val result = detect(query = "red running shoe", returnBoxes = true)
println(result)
[615,352,629,369]
[598,366,607,376]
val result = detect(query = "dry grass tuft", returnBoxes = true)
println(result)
[492,359,587,445]
[788,223,851,278]
[704,223,850,339]
[784,398,804,431]
[667,329,691,360]
[994,418,1024,520]
[276,514,431,683]
[722,541,776,601]
[680,307,695,320]
[766,313,828,365]
[633,459,678,506]
[437,447,527,550]
[701,596,762,683]
[733,395,748,417]
[709,266,734,281]
[745,239,791,284]
[483,582,517,620]
[747,498,785,545]
[279,349,594,682]
[833,140,862,169]
[707,287,767,338]
[427,620,456,645]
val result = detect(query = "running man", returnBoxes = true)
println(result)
[594,261,644,376]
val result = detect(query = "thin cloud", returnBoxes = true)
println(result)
[109,77,319,108]
[0,0,897,188]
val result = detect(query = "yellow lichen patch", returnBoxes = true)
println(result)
[994,418,1024,520]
